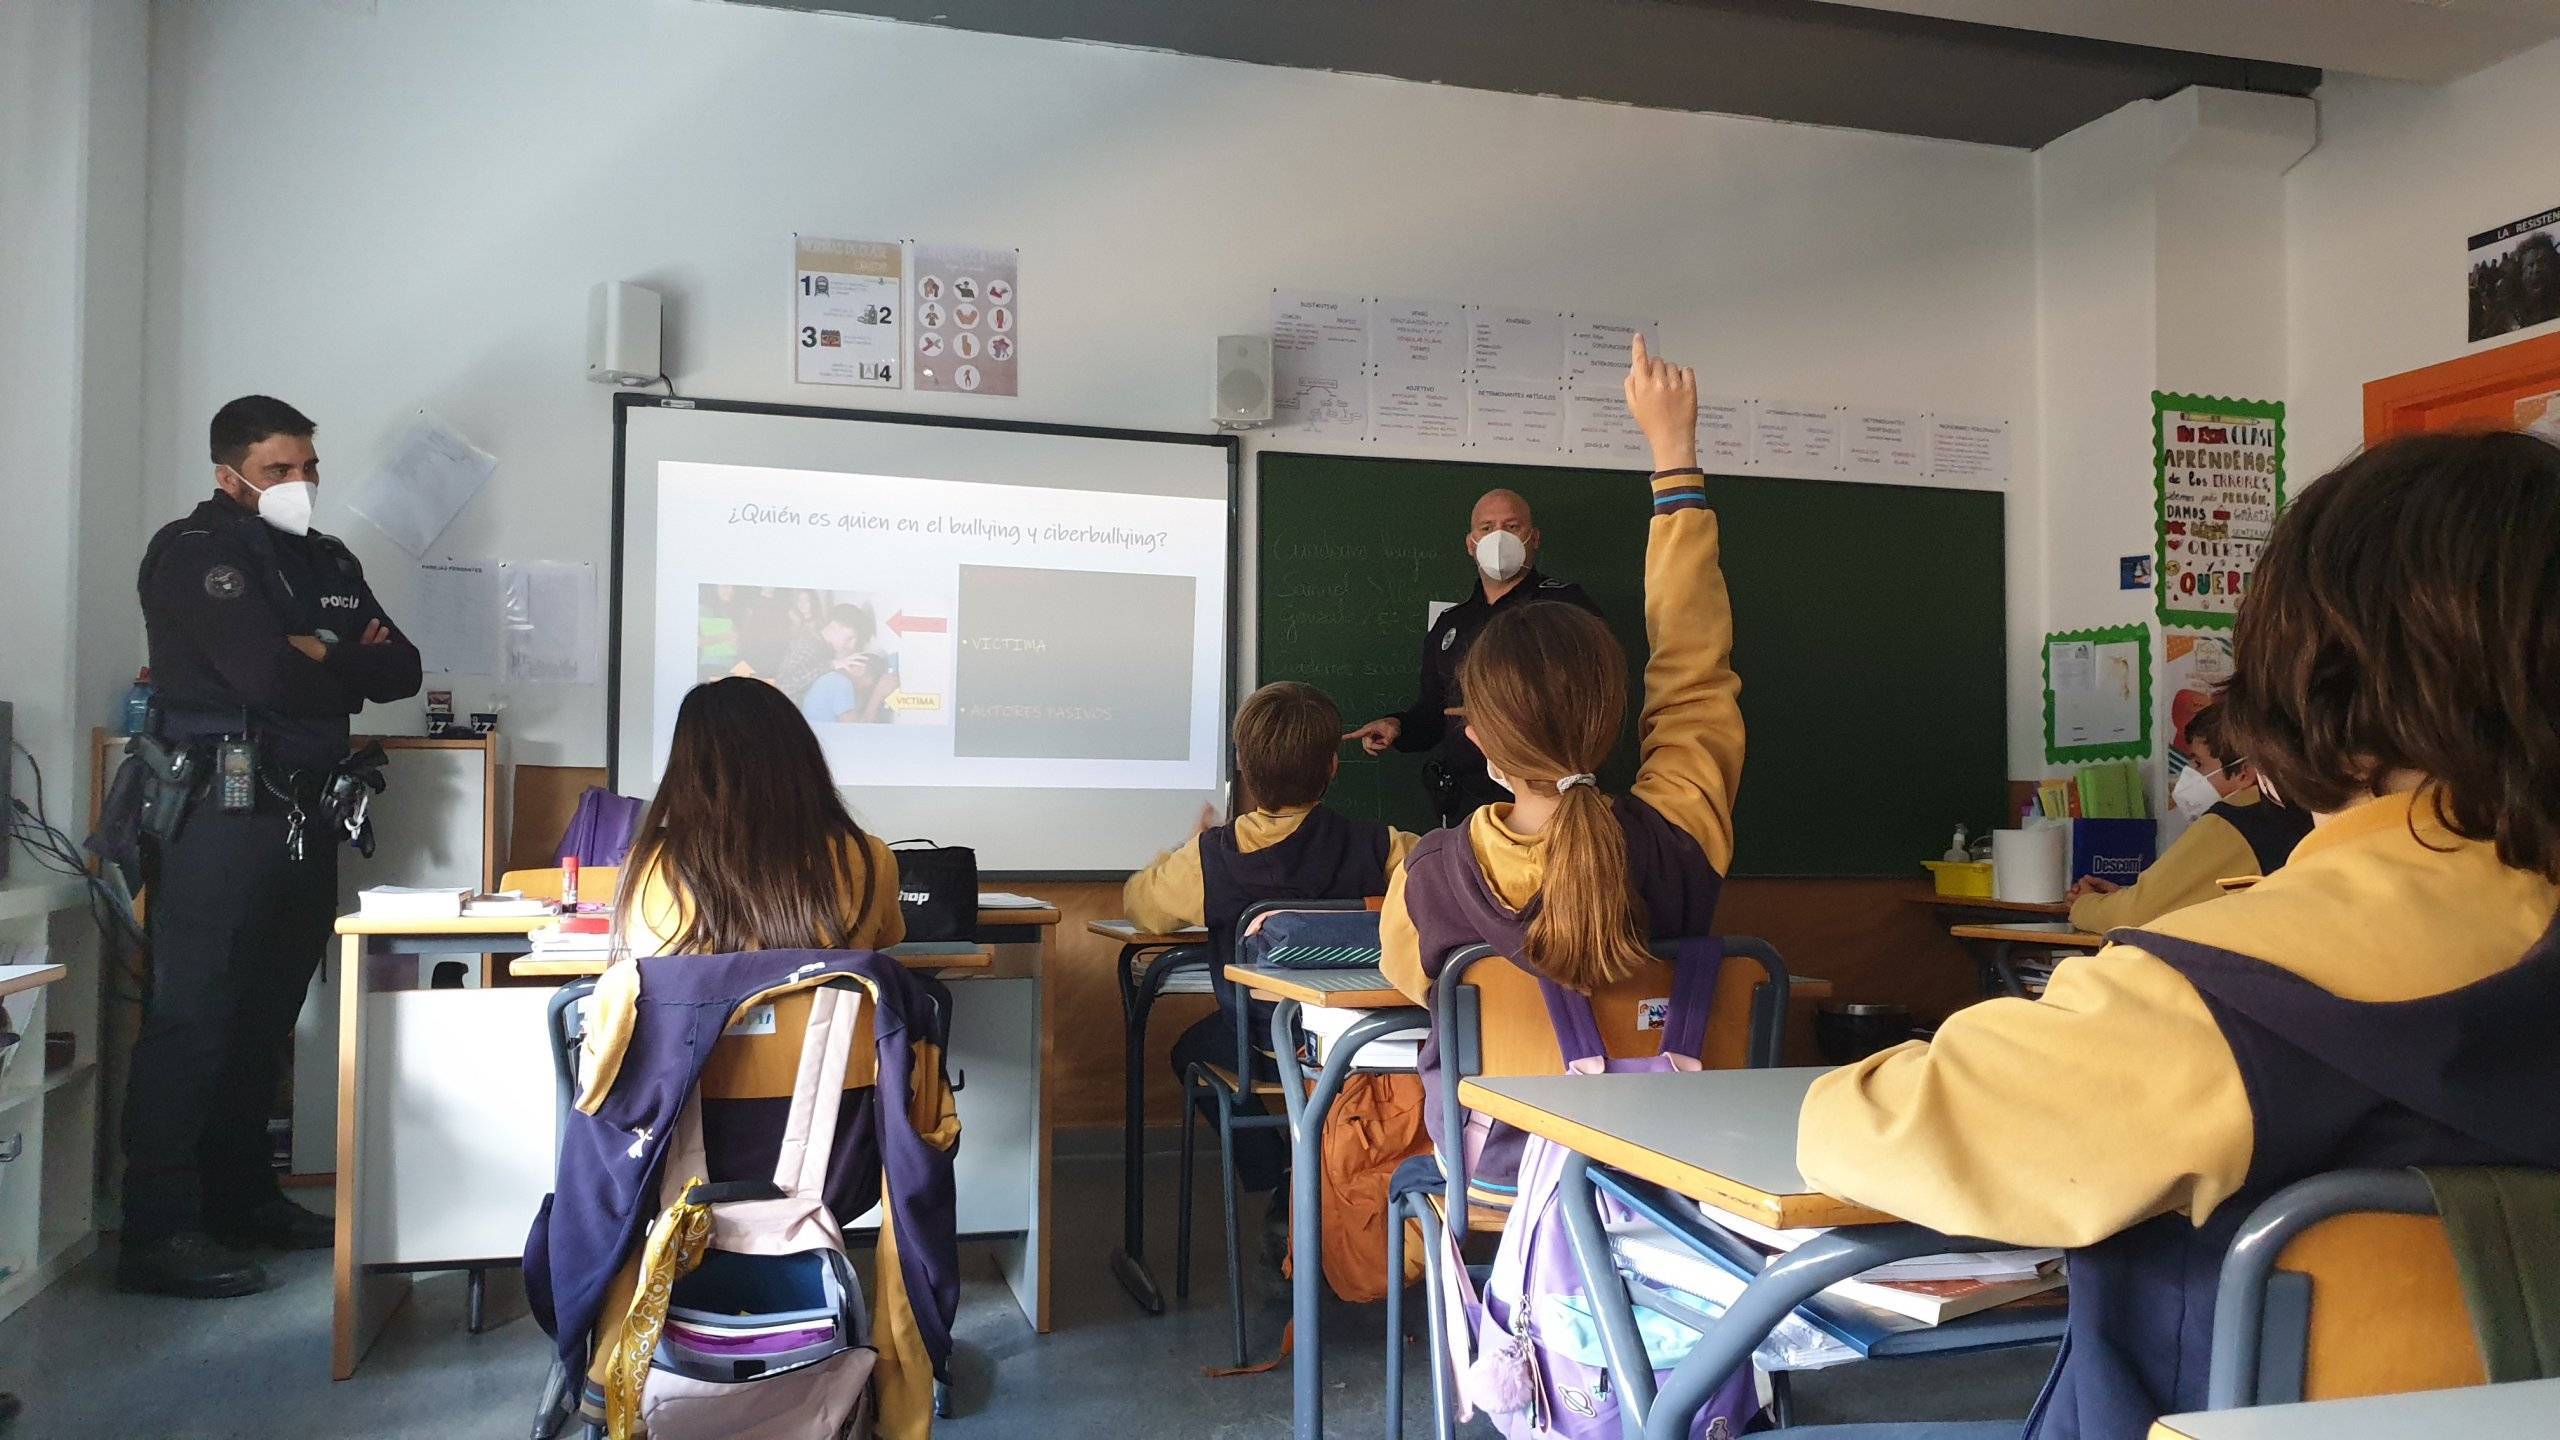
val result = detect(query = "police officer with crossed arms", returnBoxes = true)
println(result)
[119,397,421,1297]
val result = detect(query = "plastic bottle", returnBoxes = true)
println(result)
[119,668,154,736]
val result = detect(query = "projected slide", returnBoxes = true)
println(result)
[651,460,1223,791]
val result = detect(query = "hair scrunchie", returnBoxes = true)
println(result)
[1554,773,1599,792]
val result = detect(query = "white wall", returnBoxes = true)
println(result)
[0,0,148,822]
[2289,37,2560,472]
[143,0,2038,767]
[2029,89,2310,805]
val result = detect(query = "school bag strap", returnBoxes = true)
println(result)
[1528,935,1724,1067]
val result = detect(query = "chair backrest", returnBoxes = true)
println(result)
[502,865,624,905]
[1432,936,1790,1234]
[2208,1169,2483,1410]
[1224,898,1375,1073]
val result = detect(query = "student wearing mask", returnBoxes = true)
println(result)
[1380,336,1743,1199]
[1799,430,2560,1440]
[1126,681,1421,1198]
[2066,700,2312,931]
[618,676,905,957]
[1344,489,1602,827]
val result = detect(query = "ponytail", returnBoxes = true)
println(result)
[1457,599,1653,992]
[1525,785,1653,991]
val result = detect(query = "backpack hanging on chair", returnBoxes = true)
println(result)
[603,983,880,1440]
[1436,940,1761,1440]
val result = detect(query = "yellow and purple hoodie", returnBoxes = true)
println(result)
[1801,790,2560,1440]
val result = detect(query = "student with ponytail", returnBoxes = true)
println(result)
[1381,334,1744,1192]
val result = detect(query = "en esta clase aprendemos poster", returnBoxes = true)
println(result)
[2153,393,2284,631]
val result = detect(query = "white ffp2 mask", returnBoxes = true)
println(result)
[231,468,315,536]
[1474,530,1526,582]
[2171,765,2223,820]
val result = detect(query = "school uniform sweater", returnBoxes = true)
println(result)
[2069,789,2314,932]
[1799,789,2560,1440]
[1381,471,1744,1190]
[616,832,907,957]
[1122,805,1421,940]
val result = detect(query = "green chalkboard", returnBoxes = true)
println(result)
[1255,452,2009,877]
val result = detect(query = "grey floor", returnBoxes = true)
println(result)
[0,1148,2052,1438]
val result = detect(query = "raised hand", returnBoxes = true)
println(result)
[1623,332,1699,473]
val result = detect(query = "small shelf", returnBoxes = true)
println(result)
[0,1060,93,1115]
[0,880,87,927]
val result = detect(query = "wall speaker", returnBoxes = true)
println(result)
[1214,334,1272,429]
[587,281,664,387]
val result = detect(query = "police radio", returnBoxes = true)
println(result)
[216,739,257,814]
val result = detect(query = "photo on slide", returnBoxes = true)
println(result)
[955,565,1195,762]
[695,583,953,728]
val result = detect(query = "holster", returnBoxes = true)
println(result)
[88,734,201,881]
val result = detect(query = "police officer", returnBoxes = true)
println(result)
[1343,488,1601,827]
[118,396,421,1297]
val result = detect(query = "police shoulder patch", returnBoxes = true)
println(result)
[203,564,247,600]
[1439,628,1458,651]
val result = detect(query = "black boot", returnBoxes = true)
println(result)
[116,1232,268,1298]
[211,1196,335,1252]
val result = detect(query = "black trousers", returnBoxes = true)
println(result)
[122,803,336,1239]
[1169,997,1289,1195]
[1430,734,1508,829]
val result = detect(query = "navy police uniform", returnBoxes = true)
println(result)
[125,493,420,1242]
[1390,569,1601,826]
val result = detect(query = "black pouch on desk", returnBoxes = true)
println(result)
[890,839,978,942]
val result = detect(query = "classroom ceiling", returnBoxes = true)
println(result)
[726,0,2340,148]
[1815,0,2560,84]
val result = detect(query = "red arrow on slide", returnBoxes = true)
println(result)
[887,611,948,636]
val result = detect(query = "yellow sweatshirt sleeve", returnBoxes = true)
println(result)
[1380,862,1427,1003]
[1796,942,2256,1247]
[857,834,907,949]
[1386,828,1424,876]
[1627,473,1745,874]
[1122,835,1208,934]
[2069,815,2258,933]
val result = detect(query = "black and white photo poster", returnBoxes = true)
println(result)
[2468,204,2560,342]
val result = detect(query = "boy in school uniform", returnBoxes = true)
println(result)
[1799,430,2560,1440]
[1126,681,1421,1195]
[2066,700,2313,931]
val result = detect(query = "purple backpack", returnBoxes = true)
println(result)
[554,786,645,868]
[1437,942,1761,1440]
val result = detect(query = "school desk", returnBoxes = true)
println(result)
[1089,919,1211,1314]
[2150,1377,2560,1439]
[327,904,1059,1380]
[1225,963,1427,1440]
[1947,921,2108,998]
[1463,1068,2064,1440]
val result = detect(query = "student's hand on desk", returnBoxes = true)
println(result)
[1345,716,1401,756]
[1623,333,1700,473]
[2066,876,2121,902]
[286,634,328,662]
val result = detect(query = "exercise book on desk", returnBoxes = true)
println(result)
[358,885,472,919]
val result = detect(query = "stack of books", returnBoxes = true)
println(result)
[356,886,474,920]
[1690,1199,2065,1325]
[529,913,616,958]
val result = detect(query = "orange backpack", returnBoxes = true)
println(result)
[1311,1072,1431,1302]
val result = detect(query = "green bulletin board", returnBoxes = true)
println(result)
[2043,622,2152,763]
[1254,452,2011,877]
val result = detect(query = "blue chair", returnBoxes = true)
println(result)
[1383,936,1793,1440]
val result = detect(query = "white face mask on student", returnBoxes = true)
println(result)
[227,467,315,537]
[2171,764,2225,820]
[1475,530,1527,582]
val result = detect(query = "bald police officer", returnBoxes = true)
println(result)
[119,397,421,1297]
[1344,488,1600,826]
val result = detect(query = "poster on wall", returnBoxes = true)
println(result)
[2162,630,2234,774]
[2467,203,2560,342]
[1270,290,1370,438]
[2044,623,2151,764]
[793,236,903,388]
[911,244,1018,396]
[2153,392,2284,630]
